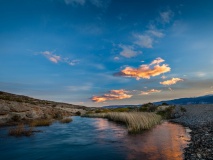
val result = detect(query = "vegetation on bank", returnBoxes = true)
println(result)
[29,119,52,127]
[85,103,188,133]
[85,112,162,133]
[60,117,72,123]
[9,124,33,137]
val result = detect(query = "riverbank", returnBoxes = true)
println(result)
[171,104,213,160]
[0,91,87,126]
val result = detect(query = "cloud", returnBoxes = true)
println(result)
[140,89,161,95]
[65,0,85,5]
[161,75,167,79]
[119,45,142,58]
[64,0,110,8]
[42,51,61,63]
[134,34,153,48]
[168,87,173,91]
[41,51,79,66]
[67,83,92,91]
[146,29,164,38]
[90,0,111,8]
[115,58,171,80]
[114,56,120,60]
[160,78,183,85]
[91,89,132,102]
[160,10,173,23]
[150,57,165,65]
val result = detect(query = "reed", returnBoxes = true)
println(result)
[9,124,33,137]
[86,112,162,133]
[59,117,72,123]
[29,119,52,127]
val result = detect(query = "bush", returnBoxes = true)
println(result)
[76,111,81,116]
[156,106,175,119]
[112,108,130,112]
[180,107,187,113]
[11,115,22,122]
[162,102,169,106]
[139,103,156,112]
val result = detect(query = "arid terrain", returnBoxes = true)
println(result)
[0,91,87,126]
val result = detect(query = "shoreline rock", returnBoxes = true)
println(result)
[0,91,88,126]
[171,105,213,160]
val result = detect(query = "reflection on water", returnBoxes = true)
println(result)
[0,117,189,160]
[124,122,190,160]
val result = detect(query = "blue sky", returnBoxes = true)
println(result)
[0,0,213,107]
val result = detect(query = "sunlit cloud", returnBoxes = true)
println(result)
[91,89,132,103]
[119,44,142,58]
[150,57,165,65]
[41,51,79,66]
[140,89,161,95]
[160,78,183,85]
[42,51,61,63]
[161,75,167,79]
[115,58,171,80]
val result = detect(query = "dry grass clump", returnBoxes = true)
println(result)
[86,112,162,133]
[9,124,33,137]
[59,117,72,123]
[29,119,52,127]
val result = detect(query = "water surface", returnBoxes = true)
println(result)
[0,117,189,160]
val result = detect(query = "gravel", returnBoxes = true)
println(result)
[171,104,213,160]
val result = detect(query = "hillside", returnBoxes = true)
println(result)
[0,91,88,125]
[154,95,213,105]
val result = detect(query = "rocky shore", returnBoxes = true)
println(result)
[0,91,87,126]
[172,105,213,160]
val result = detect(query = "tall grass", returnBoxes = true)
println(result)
[59,117,72,123]
[9,124,33,137]
[86,112,162,133]
[29,119,52,127]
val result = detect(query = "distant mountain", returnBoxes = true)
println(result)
[102,95,213,108]
[102,105,140,109]
[154,94,213,105]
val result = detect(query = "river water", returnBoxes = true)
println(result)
[0,117,190,160]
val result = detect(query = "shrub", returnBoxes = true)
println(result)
[11,115,22,122]
[156,106,175,119]
[112,108,130,112]
[162,102,169,106]
[9,124,33,137]
[53,113,63,119]
[180,106,187,113]
[60,118,72,123]
[139,103,156,112]
[76,111,81,116]
[29,119,52,127]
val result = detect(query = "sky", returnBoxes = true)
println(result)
[0,0,213,107]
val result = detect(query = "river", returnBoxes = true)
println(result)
[0,116,190,160]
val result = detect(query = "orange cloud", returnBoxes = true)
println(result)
[91,89,132,103]
[140,89,161,95]
[116,58,170,80]
[150,57,165,65]
[160,78,183,85]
